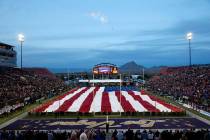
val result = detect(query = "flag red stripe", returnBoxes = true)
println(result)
[34,87,79,112]
[55,87,89,112]
[101,92,112,112]
[78,87,100,113]
[127,91,160,112]
[148,95,182,112]
[115,91,136,112]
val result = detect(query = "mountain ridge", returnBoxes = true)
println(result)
[119,61,166,74]
[48,61,166,73]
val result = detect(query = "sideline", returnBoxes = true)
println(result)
[0,89,71,129]
[186,111,210,125]
[0,112,27,129]
[146,90,210,125]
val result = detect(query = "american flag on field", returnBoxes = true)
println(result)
[34,87,182,113]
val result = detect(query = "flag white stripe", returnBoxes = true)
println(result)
[121,91,148,112]
[133,91,171,112]
[109,91,124,112]
[68,87,95,112]
[89,87,105,112]
[44,87,86,112]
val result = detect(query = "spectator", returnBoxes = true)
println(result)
[141,130,148,140]
[116,131,124,140]
[0,129,209,140]
[134,130,141,140]
[154,130,160,140]
[80,132,88,140]
[148,130,154,140]
[124,128,134,140]
[48,131,53,140]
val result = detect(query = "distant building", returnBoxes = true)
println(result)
[0,42,16,67]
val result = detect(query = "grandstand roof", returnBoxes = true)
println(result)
[0,42,15,49]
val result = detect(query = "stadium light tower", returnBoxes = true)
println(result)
[186,32,192,66]
[18,33,24,69]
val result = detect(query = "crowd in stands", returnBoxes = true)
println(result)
[0,129,209,140]
[0,129,106,140]
[0,67,68,115]
[147,65,210,112]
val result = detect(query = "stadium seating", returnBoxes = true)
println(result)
[148,65,210,112]
[0,67,67,115]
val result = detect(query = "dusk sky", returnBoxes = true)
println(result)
[1,0,210,69]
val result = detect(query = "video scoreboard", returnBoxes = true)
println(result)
[93,63,118,74]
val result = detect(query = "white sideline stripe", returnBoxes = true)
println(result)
[68,87,95,112]
[121,91,148,112]
[44,87,86,112]
[133,91,171,112]
[109,91,124,112]
[89,87,105,112]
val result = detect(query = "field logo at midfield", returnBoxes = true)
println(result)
[48,119,165,128]
[4,118,209,130]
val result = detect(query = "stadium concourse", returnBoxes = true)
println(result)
[33,87,182,113]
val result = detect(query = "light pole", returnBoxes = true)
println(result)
[142,68,144,89]
[18,34,24,69]
[119,74,122,116]
[186,32,192,66]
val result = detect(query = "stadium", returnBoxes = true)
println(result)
[1,1,210,140]
[1,56,210,139]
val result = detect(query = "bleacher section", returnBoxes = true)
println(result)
[0,67,67,115]
[148,65,210,112]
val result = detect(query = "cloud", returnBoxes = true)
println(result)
[89,11,108,24]
[133,17,210,41]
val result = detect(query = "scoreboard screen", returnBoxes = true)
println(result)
[93,63,118,74]
[99,67,111,73]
